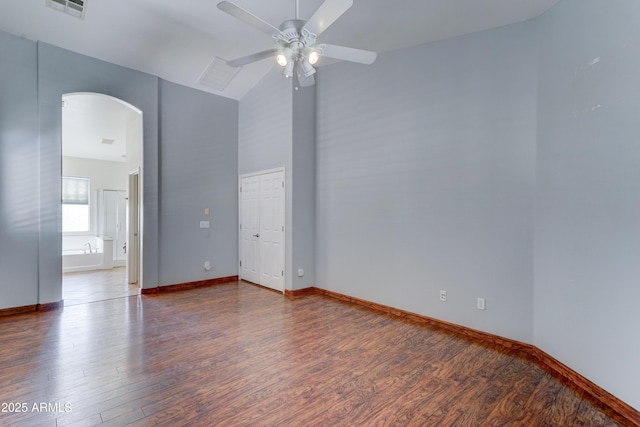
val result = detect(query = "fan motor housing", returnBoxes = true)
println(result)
[278,19,305,43]
[279,19,305,33]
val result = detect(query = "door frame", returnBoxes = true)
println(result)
[61,92,144,292]
[127,167,142,287]
[238,167,286,292]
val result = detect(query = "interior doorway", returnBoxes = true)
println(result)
[61,92,143,305]
[239,168,286,292]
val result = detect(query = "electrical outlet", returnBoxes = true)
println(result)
[477,298,486,310]
[204,261,211,271]
[297,268,304,277]
[439,290,447,302]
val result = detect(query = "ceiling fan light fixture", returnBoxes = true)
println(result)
[277,47,294,67]
[307,50,320,65]
[276,53,288,67]
[300,59,316,77]
[282,60,295,78]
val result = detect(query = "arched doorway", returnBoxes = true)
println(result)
[60,92,144,305]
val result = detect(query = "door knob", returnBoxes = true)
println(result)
[253,234,260,238]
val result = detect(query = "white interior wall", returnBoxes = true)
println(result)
[62,156,129,192]
[61,156,129,249]
[126,109,143,173]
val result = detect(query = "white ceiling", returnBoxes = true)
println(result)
[62,93,140,163]
[1,0,560,100]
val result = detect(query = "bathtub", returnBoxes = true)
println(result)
[62,250,103,273]
[62,237,114,273]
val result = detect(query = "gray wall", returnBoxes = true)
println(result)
[291,83,316,289]
[37,42,160,299]
[0,31,240,308]
[159,80,238,285]
[0,32,39,309]
[238,68,297,289]
[0,35,159,306]
[238,68,318,290]
[535,0,640,410]
[316,21,538,343]
[238,68,292,176]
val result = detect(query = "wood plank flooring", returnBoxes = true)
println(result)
[0,282,625,426]
[63,268,139,306]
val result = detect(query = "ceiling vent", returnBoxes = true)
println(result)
[197,57,240,91]
[46,0,87,20]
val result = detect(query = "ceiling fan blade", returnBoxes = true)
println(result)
[321,44,377,64]
[227,49,279,67]
[217,1,280,36]
[303,0,353,37]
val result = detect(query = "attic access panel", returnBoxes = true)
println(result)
[46,0,87,19]
[197,57,241,91]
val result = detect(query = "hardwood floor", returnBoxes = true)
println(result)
[63,268,139,306]
[0,282,625,426]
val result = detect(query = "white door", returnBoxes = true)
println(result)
[239,170,285,292]
[114,191,127,262]
[103,190,127,263]
[240,175,260,284]
[259,173,285,290]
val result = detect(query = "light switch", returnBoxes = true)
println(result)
[200,221,210,229]
[204,208,210,216]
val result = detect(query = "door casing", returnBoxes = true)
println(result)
[238,168,286,292]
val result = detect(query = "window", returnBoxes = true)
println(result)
[62,176,90,233]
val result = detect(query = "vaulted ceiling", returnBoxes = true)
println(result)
[1,0,560,100]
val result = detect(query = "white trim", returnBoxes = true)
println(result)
[128,167,143,289]
[63,92,143,115]
[239,166,286,180]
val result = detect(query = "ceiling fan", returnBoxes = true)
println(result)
[217,0,377,87]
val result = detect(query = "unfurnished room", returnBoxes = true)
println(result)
[1,0,639,425]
